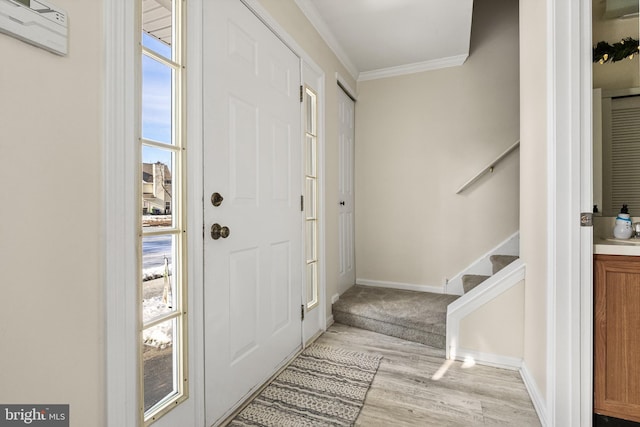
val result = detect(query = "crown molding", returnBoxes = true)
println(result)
[358,54,468,82]
[294,0,360,81]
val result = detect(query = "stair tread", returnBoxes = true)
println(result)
[332,285,458,348]
[490,255,519,274]
[462,274,491,293]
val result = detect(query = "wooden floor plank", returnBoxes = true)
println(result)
[316,323,541,426]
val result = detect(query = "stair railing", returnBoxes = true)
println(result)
[455,140,520,194]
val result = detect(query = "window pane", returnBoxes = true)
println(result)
[142,33,172,61]
[305,135,316,177]
[142,55,173,144]
[142,0,173,61]
[142,146,174,228]
[305,220,316,262]
[305,90,316,135]
[305,177,316,219]
[142,234,177,323]
[143,318,179,412]
[306,262,317,308]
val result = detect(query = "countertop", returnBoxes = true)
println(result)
[594,237,640,256]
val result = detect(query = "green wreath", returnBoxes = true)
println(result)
[593,37,639,63]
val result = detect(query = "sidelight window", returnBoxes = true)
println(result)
[139,0,187,424]
[304,87,319,309]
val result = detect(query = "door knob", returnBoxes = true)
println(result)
[339,201,345,206]
[211,223,230,240]
[211,192,224,207]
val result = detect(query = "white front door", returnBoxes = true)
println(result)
[202,1,303,425]
[338,87,356,289]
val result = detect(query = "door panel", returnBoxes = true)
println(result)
[202,1,302,425]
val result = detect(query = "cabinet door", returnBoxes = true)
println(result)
[594,255,640,422]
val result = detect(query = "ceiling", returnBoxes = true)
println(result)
[295,0,474,81]
[142,0,475,82]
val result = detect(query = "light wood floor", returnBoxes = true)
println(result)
[316,323,541,426]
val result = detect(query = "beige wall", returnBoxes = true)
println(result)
[520,0,548,402]
[354,0,519,288]
[458,281,525,358]
[256,0,357,312]
[592,0,639,90]
[0,1,104,425]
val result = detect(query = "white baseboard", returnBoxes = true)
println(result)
[451,347,522,371]
[331,293,340,305]
[325,315,334,329]
[356,278,445,294]
[520,361,548,427]
[446,231,520,295]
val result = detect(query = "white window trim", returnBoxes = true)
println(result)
[105,1,205,425]
[104,0,139,425]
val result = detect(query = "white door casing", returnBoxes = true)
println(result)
[202,0,303,424]
[338,87,356,290]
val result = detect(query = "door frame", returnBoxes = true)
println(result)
[104,1,327,425]
[546,0,593,425]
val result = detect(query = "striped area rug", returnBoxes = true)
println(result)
[228,344,382,427]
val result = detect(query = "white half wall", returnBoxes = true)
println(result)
[458,280,525,362]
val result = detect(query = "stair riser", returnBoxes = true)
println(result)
[333,311,446,349]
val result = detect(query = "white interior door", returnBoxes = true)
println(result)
[202,1,303,424]
[338,87,356,289]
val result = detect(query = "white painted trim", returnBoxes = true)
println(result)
[294,0,360,81]
[325,315,335,329]
[186,0,205,424]
[452,348,522,371]
[545,0,558,424]
[358,54,468,82]
[547,0,586,425]
[521,361,549,427]
[316,64,329,340]
[356,278,445,294]
[446,231,520,295]
[579,0,594,425]
[104,0,138,426]
[446,259,526,360]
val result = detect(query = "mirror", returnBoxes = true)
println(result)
[593,0,640,217]
[594,88,640,216]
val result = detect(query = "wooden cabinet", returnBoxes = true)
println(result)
[594,255,640,422]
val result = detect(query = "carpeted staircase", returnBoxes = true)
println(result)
[332,255,519,349]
